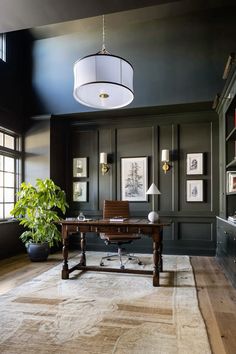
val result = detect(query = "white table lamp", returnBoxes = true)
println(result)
[146,182,161,223]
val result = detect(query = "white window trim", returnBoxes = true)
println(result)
[0,33,6,62]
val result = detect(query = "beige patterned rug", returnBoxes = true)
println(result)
[0,252,211,354]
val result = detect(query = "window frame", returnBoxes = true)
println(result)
[0,127,22,221]
[0,33,6,62]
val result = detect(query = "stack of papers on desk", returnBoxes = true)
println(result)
[109,216,128,222]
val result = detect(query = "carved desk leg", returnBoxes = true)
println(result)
[79,232,86,266]
[62,225,69,279]
[152,228,161,287]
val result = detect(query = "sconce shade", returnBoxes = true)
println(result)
[73,53,134,110]
[161,149,170,162]
[100,152,107,164]
[146,183,161,195]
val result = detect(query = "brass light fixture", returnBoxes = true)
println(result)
[100,152,110,175]
[161,149,170,174]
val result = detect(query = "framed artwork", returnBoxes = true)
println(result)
[73,182,87,202]
[121,156,148,201]
[186,153,203,175]
[227,171,236,194]
[186,180,203,202]
[73,157,87,177]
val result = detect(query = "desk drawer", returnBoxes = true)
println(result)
[78,225,156,235]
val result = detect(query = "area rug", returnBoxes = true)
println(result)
[0,252,211,354]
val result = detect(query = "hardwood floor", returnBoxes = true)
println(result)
[0,253,235,354]
[191,257,236,354]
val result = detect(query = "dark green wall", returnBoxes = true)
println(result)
[0,222,25,259]
[0,30,33,132]
[51,102,219,255]
[0,30,32,259]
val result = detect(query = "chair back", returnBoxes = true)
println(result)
[103,200,129,219]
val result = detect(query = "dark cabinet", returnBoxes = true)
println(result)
[216,59,236,219]
[216,56,236,288]
[216,217,236,287]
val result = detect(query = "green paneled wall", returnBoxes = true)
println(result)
[50,102,219,255]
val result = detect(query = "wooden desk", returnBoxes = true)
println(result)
[60,218,170,287]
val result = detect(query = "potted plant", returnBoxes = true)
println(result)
[11,178,68,261]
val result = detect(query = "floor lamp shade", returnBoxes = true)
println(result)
[73,53,134,110]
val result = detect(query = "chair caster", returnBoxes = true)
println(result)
[120,265,125,270]
[100,262,104,266]
[138,261,143,265]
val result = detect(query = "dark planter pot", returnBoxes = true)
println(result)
[27,242,50,262]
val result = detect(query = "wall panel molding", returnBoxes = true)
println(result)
[50,103,219,255]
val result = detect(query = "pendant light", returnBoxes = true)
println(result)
[73,15,134,110]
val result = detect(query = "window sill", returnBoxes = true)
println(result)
[0,218,18,224]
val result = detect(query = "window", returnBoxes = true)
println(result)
[0,33,6,62]
[0,128,22,220]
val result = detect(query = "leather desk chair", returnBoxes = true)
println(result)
[100,200,142,269]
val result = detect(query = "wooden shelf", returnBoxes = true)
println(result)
[226,126,236,141]
[226,158,236,168]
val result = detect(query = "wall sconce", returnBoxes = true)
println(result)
[161,149,170,174]
[100,152,110,175]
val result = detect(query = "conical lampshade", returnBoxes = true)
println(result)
[146,183,161,195]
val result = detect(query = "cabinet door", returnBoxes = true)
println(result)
[216,222,228,259]
[217,219,236,287]
[225,224,236,274]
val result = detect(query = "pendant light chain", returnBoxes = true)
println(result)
[100,15,109,54]
[102,15,105,51]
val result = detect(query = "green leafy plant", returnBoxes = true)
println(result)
[11,178,68,247]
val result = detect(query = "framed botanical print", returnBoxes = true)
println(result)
[186,180,203,202]
[186,153,203,175]
[121,156,148,201]
[73,158,87,177]
[73,182,87,202]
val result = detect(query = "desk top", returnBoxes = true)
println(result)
[60,218,171,227]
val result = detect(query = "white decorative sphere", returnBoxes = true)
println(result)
[148,211,159,223]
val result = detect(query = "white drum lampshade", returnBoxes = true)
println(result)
[73,53,134,110]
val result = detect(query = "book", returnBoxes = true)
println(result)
[109,216,128,222]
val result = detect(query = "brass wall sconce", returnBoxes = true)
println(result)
[100,152,110,175]
[161,149,170,174]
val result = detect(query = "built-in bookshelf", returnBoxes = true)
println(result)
[216,54,236,288]
[225,95,236,218]
[225,100,236,170]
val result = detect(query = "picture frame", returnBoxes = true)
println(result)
[226,171,236,194]
[121,156,148,201]
[73,181,87,202]
[186,153,203,175]
[186,180,204,202]
[73,157,87,177]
